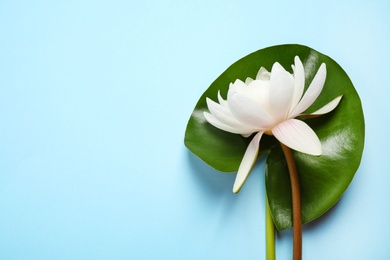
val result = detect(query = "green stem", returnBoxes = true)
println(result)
[280,143,302,260]
[266,194,275,260]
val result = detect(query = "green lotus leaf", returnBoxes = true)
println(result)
[184,44,364,230]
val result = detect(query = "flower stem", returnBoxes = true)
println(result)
[280,143,302,260]
[266,194,275,260]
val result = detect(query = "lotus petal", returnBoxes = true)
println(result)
[203,112,255,135]
[227,90,273,129]
[290,63,326,117]
[233,131,264,193]
[272,119,322,156]
[206,98,255,131]
[256,67,271,80]
[307,95,343,115]
[289,56,305,115]
[269,62,295,121]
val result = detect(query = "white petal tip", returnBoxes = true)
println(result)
[303,143,322,156]
[308,94,343,116]
[245,77,254,84]
[231,132,263,194]
[232,186,240,194]
[318,63,327,75]
[232,170,248,194]
[205,97,214,104]
[232,178,246,193]
[311,149,322,156]
[256,67,271,80]
[289,144,322,156]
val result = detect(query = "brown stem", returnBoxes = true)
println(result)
[280,143,302,260]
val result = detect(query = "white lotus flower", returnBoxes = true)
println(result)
[203,56,342,193]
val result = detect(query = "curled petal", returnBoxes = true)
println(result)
[247,80,270,109]
[206,98,255,132]
[233,131,264,193]
[203,112,255,135]
[289,56,305,115]
[290,63,326,117]
[272,119,322,156]
[306,95,343,116]
[227,90,274,129]
[269,62,294,121]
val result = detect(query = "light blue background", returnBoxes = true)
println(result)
[0,0,389,259]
